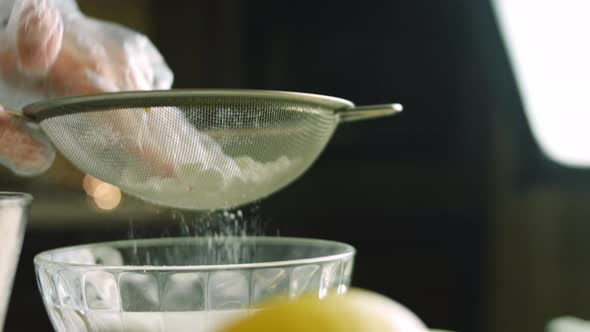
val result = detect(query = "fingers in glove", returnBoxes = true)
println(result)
[0,107,55,176]
[14,0,64,77]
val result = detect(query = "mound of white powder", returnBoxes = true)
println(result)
[105,106,298,210]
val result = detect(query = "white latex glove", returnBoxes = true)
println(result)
[0,0,173,176]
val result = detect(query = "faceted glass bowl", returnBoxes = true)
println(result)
[34,236,355,332]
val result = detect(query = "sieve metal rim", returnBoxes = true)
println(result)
[22,89,355,120]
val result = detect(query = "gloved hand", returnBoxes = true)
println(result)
[0,0,173,176]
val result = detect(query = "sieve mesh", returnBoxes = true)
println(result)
[32,92,344,210]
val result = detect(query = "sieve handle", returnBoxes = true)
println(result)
[335,103,403,122]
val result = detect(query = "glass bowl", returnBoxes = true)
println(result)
[34,236,355,332]
[0,192,32,331]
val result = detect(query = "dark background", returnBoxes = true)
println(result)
[5,1,590,331]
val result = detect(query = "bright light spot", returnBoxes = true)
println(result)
[83,175,102,196]
[93,183,122,210]
[492,0,590,167]
[82,175,122,210]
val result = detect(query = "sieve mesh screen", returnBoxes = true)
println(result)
[36,94,341,210]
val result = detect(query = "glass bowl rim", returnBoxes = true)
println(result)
[34,236,356,271]
[0,192,32,206]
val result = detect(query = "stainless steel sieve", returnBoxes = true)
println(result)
[20,89,402,210]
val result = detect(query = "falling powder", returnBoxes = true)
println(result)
[126,207,270,266]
